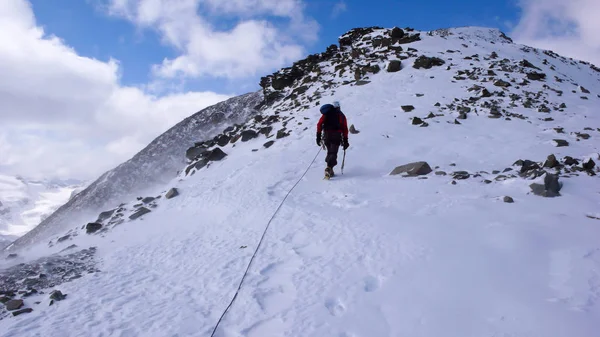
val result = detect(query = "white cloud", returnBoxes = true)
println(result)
[104,0,318,80]
[512,0,600,66]
[0,0,231,180]
[332,1,347,18]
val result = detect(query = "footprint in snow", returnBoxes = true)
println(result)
[364,275,381,293]
[325,298,346,317]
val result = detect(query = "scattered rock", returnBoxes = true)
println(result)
[5,299,24,311]
[387,60,402,72]
[582,158,596,170]
[563,156,579,166]
[580,86,590,94]
[526,72,546,81]
[494,79,511,88]
[390,161,433,176]
[503,196,514,203]
[12,308,33,316]
[530,173,562,197]
[240,130,258,142]
[85,223,102,234]
[49,290,67,305]
[401,105,415,112]
[435,171,447,176]
[206,148,227,161]
[129,207,151,220]
[543,154,559,168]
[142,197,155,204]
[452,171,470,180]
[575,132,590,140]
[349,124,360,134]
[553,139,569,147]
[6,254,17,260]
[97,209,116,222]
[276,129,289,139]
[263,140,275,148]
[165,188,179,199]
[413,55,445,69]
[412,117,424,125]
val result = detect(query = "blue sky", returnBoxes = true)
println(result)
[29,0,520,95]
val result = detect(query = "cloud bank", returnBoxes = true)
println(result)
[512,0,600,66]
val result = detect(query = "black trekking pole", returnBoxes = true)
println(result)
[341,149,346,174]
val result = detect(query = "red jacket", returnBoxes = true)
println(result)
[317,111,349,138]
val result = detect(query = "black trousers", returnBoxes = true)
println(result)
[323,132,342,168]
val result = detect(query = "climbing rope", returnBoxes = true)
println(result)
[209,147,323,337]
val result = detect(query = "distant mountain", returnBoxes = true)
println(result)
[0,175,85,239]
[8,92,262,250]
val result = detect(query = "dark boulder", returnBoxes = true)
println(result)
[216,135,231,147]
[390,27,405,39]
[165,188,179,199]
[5,299,24,311]
[494,79,511,87]
[390,161,433,176]
[142,197,155,204]
[85,223,102,234]
[276,129,289,139]
[97,209,116,222]
[582,158,596,170]
[529,173,562,197]
[401,105,415,112]
[413,55,445,69]
[563,156,579,166]
[543,154,559,168]
[263,141,275,149]
[207,148,227,161]
[452,171,470,180]
[503,196,514,203]
[12,308,33,316]
[185,146,207,161]
[387,60,402,72]
[129,207,151,220]
[349,124,360,134]
[527,72,546,81]
[241,130,258,142]
[259,126,272,136]
[412,117,424,125]
[553,139,569,147]
[49,290,67,306]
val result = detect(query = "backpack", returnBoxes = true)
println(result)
[319,104,342,132]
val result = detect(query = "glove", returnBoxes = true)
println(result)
[342,137,349,150]
[316,133,322,146]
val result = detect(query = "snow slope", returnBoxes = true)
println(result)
[0,175,84,237]
[1,26,600,336]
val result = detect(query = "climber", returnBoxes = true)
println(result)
[316,101,349,178]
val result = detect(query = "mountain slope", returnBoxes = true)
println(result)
[1,26,600,336]
[7,92,262,250]
[0,175,84,238]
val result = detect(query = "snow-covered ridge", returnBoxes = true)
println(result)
[2,25,600,335]
[7,92,263,250]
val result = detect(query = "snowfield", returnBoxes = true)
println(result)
[1,27,600,336]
